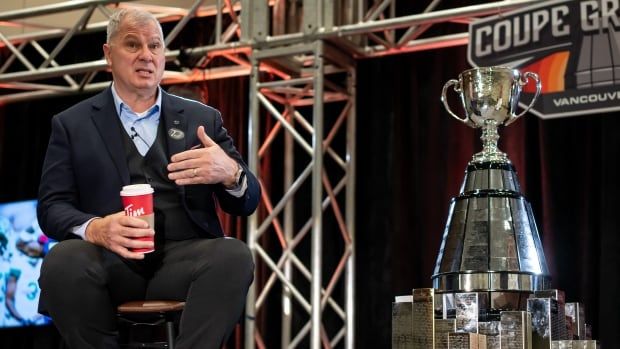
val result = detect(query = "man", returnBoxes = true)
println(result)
[37,8,259,349]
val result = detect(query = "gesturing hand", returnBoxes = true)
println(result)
[167,125,238,186]
[85,212,155,259]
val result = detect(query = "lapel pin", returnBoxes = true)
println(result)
[168,128,185,140]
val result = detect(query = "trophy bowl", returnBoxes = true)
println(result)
[441,66,541,164]
[441,66,541,128]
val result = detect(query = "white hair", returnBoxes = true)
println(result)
[106,8,164,44]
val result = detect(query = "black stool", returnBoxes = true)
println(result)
[117,300,185,349]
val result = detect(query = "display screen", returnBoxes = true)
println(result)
[0,199,54,328]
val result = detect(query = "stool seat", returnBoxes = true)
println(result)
[117,300,185,349]
[118,300,185,313]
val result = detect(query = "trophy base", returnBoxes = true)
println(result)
[430,289,535,320]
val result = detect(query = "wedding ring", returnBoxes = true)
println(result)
[192,168,197,177]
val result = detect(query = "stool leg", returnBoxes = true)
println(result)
[166,319,175,349]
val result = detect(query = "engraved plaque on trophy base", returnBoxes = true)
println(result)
[436,293,457,319]
[535,290,568,340]
[573,340,596,349]
[528,298,562,349]
[550,340,597,349]
[392,295,413,349]
[412,288,435,349]
[456,293,479,333]
[436,319,457,349]
[479,321,501,349]
[434,290,530,320]
[501,311,532,349]
[565,303,586,340]
[448,333,487,349]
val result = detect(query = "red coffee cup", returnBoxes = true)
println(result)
[120,184,155,253]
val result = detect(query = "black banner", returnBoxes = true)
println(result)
[469,0,620,118]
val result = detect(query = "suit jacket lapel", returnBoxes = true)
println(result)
[91,87,130,185]
[161,91,189,196]
[161,91,188,158]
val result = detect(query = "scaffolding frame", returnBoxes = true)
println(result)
[245,39,356,348]
[0,0,539,104]
[0,1,541,348]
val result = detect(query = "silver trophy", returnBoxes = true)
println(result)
[394,66,599,347]
[441,66,541,164]
[433,66,549,317]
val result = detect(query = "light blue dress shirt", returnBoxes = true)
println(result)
[111,83,161,156]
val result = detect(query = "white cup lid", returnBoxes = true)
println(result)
[120,184,154,196]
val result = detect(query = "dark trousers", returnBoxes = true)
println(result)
[38,238,254,349]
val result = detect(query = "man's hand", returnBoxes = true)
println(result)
[167,125,238,186]
[85,212,154,259]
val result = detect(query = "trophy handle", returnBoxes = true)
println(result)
[508,72,542,124]
[441,79,469,124]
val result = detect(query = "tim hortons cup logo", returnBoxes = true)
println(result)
[123,202,154,227]
[124,204,145,217]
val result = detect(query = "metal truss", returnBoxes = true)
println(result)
[0,0,259,104]
[0,0,540,104]
[0,1,543,348]
[245,40,356,349]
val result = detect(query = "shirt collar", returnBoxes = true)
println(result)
[111,82,162,118]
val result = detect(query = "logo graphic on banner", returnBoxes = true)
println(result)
[468,0,620,119]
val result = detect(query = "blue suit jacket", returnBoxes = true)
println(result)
[37,87,260,240]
